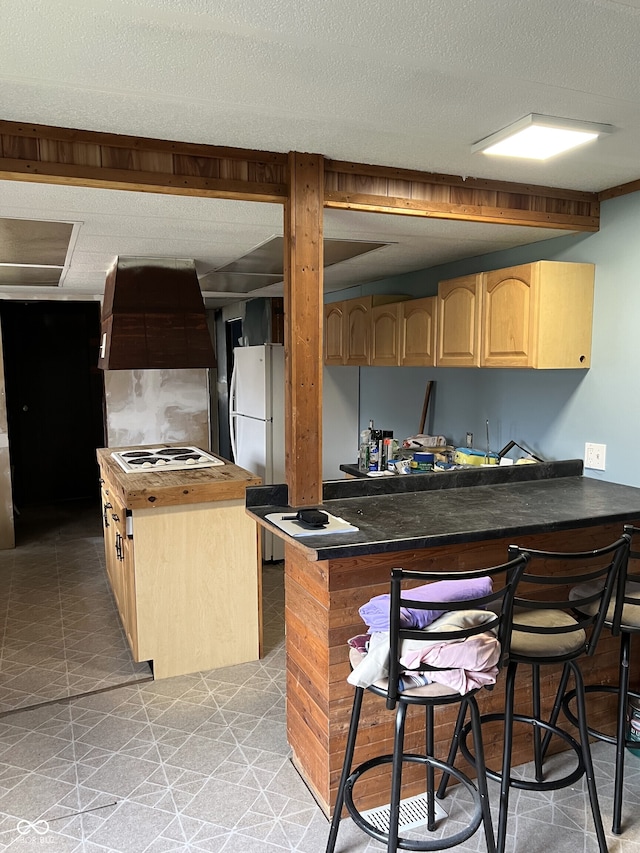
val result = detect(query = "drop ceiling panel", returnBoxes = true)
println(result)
[0,267,61,286]
[200,273,284,293]
[0,218,72,265]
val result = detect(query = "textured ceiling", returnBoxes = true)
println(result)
[1,0,639,301]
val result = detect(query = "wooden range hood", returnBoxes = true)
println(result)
[98,257,216,370]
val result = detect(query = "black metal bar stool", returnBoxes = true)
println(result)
[450,533,631,853]
[561,524,640,835]
[325,555,528,853]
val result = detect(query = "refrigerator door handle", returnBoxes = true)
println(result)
[230,413,238,462]
[229,362,238,461]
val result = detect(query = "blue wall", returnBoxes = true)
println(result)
[327,192,640,486]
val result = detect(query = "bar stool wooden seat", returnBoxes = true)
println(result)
[325,555,528,853]
[561,524,640,835]
[451,533,631,853]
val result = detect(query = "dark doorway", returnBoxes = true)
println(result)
[0,301,105,507]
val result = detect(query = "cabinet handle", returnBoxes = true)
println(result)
[103,502,112,527]
[111,514,120,523]
[115,532,123,561]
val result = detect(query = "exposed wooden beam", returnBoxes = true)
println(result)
[598,178,640,202]
[0,121,288,202]
[0,119,609,509]
[284,153,324,508]
[0,121,604,229]
[325,159,600,231]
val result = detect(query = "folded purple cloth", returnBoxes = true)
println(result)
[358,577,493,633]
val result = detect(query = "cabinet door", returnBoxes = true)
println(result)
[323,302,345,365]
[344,298,371,365]
[120,535,139,660]
[436,274,482,366]
[371,303,402,366]
[100,485,116,588]
[481,264,534,367]
[400,296,436,366]
[110,509,126,616]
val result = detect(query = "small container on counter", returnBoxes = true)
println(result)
[411,452,434,472]
[382,436,398,470]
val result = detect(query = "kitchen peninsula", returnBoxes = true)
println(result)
[98,446,262,679]
[245,461,640,815]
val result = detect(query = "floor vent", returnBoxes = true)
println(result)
[361,792,448,833]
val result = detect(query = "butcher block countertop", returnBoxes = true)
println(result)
[97,445,261,510]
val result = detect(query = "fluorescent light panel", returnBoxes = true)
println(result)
[472,114,614,160]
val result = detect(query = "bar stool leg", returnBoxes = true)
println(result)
[497,660,518,853]
[326,686,364,853]
[532,664,544,783]
[570,661,609,853]
[388,701,408,853]
[426,705,436,831]
[540,662,572,760]
[467,694,497,853]
[613,632,631,835]
[436,699,467,799]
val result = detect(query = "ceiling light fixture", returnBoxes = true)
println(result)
[471,114,614,160]
[0,263,63,269]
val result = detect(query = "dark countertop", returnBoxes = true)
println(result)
[245,460,640,561]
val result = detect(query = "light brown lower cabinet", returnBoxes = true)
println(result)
[99,467,261,679]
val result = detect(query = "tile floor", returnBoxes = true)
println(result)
[1,502,640,851]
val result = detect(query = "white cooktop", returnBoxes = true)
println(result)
[111,446,225,473]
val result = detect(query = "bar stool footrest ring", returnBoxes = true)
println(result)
[459,712,585,792]
[563,685,619,744]
[561,684,640,747]
[344,753,483,851]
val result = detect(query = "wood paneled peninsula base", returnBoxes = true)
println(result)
[246,461,640,816]
[98,446,261,680]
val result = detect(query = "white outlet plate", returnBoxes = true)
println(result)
[585,442,606,471]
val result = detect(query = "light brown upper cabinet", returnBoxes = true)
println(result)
[481,261,594,368]
[323,301,345,366]
[324,296,405,365]
[436,274,482,367]
[437,261,594,369]
[399,296,437,366]
[344,297,373,365]
[371,302,404,366]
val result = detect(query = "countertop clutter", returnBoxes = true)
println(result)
[245,460,640,562]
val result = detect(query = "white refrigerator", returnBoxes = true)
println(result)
[229,344,360,561]
[229,344,286,561]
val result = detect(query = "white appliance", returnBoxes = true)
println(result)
[229,346,360,561]
[111,446,224,473]
[230,344,286,561]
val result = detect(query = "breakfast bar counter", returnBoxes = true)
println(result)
[245,461,640,815]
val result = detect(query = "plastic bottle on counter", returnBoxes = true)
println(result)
[358,425,372,472]
[368,420,382,471]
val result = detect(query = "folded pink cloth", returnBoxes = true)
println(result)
[358,577,493,633]
[400,632,500,693]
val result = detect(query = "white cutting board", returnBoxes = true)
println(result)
[266,511,359,537]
